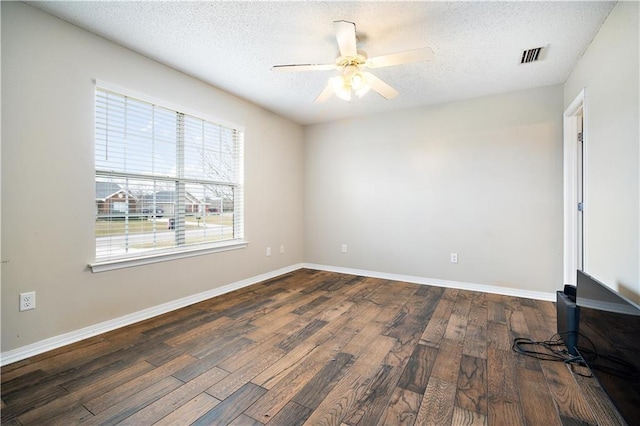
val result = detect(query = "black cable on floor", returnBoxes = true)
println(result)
[511,331,595,377]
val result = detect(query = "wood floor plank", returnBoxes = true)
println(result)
[452,296,472,317]
[467,305,488,328]
[251,340,319,389]
[17,361,155,424]
[293,295,332,315]
[299,370,371,426]
[456,354,487,416]
[164,316,235,348]
[535,300,558,333]
[56,359,140,395]
[193,382,266,426]
[341,319,387,357]
[300,335,396,425]
[432,296,456,319]
[516,366,561,426]
[445,313,469,343]
[451,406,487,426]
[188,334,257,363]
[145,342,190,366]
[82,376,184,426]
[419,317,448,348]
[313,299,354,323]
[415,376,457,425]
[463,323,487,359]
[217,333,286,372]
[343,364,403,426]
[83,353,196,414]
[0,379,69,423]
[487,348,525,426]
[572,372,626,426]
[397,343,438,394]
[228,413,265,426]
[419,292,455,348]
[117,367,228,425]
[486,348,519,403]
[244,358,326,422]
[223,296,277,321]
[1,358,34,376]
[1,369,50,396]
[44,405,94,426]
[342,276,387,302]
[487,301,507,324]
[443,288,461,301]
[246,312,299,341]
[206,345,285,400]
[369,282,419,320]
[377,387,422,426]
[486,322,511,351]
[291,352,355,410]
[244,317,364,421]
[539,361,597,424]
[277,318,328,352]
[153,393,220,426]
[430,338,464,383]
[7,334,178,409]
[487,399,525,426]
[179,337,254,374]
[1,339,112,384]
[506,308,529,339]
[140,309,220,340]
[383,287,443,370]
[266,401,312,426]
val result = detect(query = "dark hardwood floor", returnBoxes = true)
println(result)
[1,269,626,425]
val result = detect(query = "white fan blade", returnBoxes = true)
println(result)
[272,63,336,72]
[367,47,434,68]
[363,72,398,99]
[314,83,334,103]
[334,20,357,58]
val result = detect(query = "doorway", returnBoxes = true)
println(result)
[564,89,586,285]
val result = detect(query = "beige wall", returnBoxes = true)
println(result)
[304,85,565,294]
[3,0,638,357]
[564,1,639,300]
[1,2,304,352]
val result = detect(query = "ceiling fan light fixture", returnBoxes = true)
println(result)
[330,76,352,101]
[273,20,434,104]
[350,71,366,91]
[337,88,352,101]
[328,66,370,101]
[356,84,371,98]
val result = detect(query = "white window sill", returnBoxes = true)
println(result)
[89,240,249,273]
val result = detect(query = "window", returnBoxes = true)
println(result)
[92,83,244,270]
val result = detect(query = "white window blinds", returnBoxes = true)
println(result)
[94,85,244,264]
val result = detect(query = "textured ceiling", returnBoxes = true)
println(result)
[29,1,616,125]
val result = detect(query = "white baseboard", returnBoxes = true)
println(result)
[1,262,555,366]
[303,263,556,302]
[0,263,304,367]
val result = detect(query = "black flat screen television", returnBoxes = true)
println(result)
[576,270,640,424]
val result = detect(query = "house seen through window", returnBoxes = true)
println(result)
[94,85,244,263]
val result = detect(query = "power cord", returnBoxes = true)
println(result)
[511,331,594,377]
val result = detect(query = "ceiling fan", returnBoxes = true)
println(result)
[272,20,434,103]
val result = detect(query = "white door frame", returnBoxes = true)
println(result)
[563,89,586,285]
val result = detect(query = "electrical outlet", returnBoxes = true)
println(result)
[450,253,458,264]
[280,245,285,254]
[19,292,36,311]
[341,244,348,253]
[266,247,272,256]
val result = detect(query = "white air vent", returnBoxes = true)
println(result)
[521,47,543,63]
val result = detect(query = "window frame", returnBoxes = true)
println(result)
[90,80,247,273]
